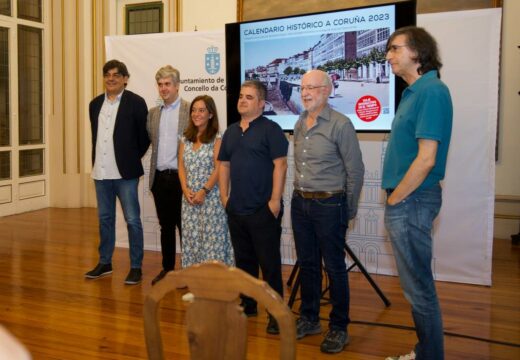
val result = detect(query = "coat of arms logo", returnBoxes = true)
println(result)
[205,46,220,75]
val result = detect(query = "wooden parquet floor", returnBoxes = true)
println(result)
[0,208,518,359]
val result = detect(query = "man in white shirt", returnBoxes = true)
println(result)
[85,59,150,285]
[146,66,190,285]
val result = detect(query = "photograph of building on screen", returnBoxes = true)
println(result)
[243,28,390,120]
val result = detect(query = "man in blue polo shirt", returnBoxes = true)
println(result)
[218,80,289,335]
[383,27,453,360]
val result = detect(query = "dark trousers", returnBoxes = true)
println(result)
[151,169,183,271]
[291,193,349,331]
[227,203,284,309]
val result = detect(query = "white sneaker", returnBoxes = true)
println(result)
[181,292,195,302]
[385,350,416,360]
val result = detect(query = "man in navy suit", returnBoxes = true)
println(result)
[85,59,150,285]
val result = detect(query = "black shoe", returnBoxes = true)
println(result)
[320,329,349,354]
[85,263,112,279]
[239,301,257,317]
[296,317,322,339]
[124,268,142,285]
[151,269,170,286]
[266,315,279,335]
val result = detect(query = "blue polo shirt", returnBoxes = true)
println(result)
[382,70,453,190]
[218,116,288,215]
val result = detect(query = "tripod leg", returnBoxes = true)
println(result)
[345,244,391,307]
[286,261,299,287]
[287,267,301,309]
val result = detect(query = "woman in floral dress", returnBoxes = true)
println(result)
[178,95,233,268]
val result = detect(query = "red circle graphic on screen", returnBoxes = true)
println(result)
[355,95,381,122]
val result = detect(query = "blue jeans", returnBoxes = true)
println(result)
[384,184,444,360]
[95,178,144,269]
[291,192,349,331]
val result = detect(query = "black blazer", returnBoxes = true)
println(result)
[89,90,150,179]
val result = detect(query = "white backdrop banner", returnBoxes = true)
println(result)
[417,9,500,285]
[105,9,500,286]
[105,30,228,258]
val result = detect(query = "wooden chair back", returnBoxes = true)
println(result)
[143,261,296,360]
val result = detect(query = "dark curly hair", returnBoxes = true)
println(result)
[103,59,130,78]
[387,26,443,78]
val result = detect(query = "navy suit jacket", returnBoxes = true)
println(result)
[89,90,150,179]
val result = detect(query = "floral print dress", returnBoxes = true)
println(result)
[181,134,234,267]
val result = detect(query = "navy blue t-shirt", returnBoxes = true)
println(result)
[218,116,288,215]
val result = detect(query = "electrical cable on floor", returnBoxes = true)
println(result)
[288,307,520,348]
[287,259,519,349]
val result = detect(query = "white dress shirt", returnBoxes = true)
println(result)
[91,91,123,180]
[156,97,181,170]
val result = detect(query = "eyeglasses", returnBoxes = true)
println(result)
[386,44,408,53]
[300,85,327,91]
[103,72,123,79]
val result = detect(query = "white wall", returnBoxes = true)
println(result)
[181,0,236,31]
[496,0,520,196]
[494,0,520,239]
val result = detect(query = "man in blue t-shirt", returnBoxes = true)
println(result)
[382,27,453,360]
[218,80,289,335]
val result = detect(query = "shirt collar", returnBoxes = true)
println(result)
[317,104,333,122]
[300,103,333,124]
[104,89,124,103]
[248,114,264,127]
[161,96,181,110]
[407,70,439,93]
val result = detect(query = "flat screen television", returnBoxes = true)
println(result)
[225,0,416,132]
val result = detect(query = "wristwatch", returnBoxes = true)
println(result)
[202,186,211,194]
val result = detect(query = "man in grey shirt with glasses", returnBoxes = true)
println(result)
[291,69,364,354]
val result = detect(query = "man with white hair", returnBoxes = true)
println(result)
[292,69,364,354]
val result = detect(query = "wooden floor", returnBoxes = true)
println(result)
[0,208,518,359]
